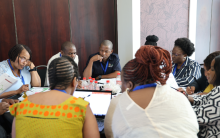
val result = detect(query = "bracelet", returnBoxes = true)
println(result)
[29,67,37,72]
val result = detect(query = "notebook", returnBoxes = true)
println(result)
[0,73,18,94]
[73,90,112,131]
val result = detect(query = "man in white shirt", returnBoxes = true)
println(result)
[44,41,79,86]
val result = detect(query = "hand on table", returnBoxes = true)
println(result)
[2,99,19,105]
[17,84,29,94]
[186,86,195,95]
[91,55,103,62]
[0,102,9,115]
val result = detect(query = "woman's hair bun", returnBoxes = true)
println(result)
[145,35,159,46]
[146,35,159,42]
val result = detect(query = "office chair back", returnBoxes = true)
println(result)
[36,65,47,87]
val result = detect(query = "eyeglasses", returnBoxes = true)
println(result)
[170,51,182,57]
[19,56,31,63]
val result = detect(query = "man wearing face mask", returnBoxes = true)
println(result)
[83,40,121,80]
[45,41,78,86]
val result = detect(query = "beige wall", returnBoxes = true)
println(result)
[140,0,189,51]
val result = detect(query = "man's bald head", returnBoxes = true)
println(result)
[61,41,76,52]
[101,40,113,50]
[61,41,77,60]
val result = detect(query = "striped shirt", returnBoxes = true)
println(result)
[172,57,201,87]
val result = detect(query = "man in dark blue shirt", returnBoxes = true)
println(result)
[83,40,121,80]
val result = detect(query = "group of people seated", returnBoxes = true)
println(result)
[0,35,219,138]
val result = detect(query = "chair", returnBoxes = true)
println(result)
[36,65,47,87]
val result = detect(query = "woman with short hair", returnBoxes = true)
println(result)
[104,46,198,138]
[0,44,41,98]
[10,56,99,138]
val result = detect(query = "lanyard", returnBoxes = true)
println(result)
[8,59,25,85]
[133,83,157,91]
[172,60,186,76]
[100,60,109,75]
[53,89,67,93]
[60,53,62,57]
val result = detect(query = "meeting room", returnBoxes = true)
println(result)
[0,0,220,138]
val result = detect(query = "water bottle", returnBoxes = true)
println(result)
[105,80,112,91]
[116,72,122,87]
[94,81,100,90]
[88,80,94,90]
[92,78,95,86]
[87,77,92,86]
[88,77,92,81]
[82,77,87,90]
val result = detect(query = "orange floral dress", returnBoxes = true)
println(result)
[9,96,89,138]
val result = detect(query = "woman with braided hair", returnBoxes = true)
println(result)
[10,56,100,138]
[104,46,198,138]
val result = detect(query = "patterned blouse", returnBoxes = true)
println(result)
[9,96,89,138]
[193,86,220,138]
[172,57,201,87]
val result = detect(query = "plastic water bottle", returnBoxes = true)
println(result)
[105,80,112,91]
[88,77,92,81]
[94,81,100,90]
[88,80,94,90]
[116,72,122,87]
[82,77,88,90]
[92,78,95,86]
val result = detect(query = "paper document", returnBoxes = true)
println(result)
[18,87,50,101]
[0,73,17,94]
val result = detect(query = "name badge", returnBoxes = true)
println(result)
[108,63,113,67]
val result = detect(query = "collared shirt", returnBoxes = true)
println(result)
[44,52,79,86]
[172,57,201,87]
[84,52,121,78]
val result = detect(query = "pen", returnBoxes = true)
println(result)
[171,87,179,91]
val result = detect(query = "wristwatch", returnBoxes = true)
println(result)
[98,75,102,80]
[29,67,37,72]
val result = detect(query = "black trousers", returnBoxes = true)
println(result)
[0,94,21,135]
[0,112,14,135]
[0,124,7,138]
